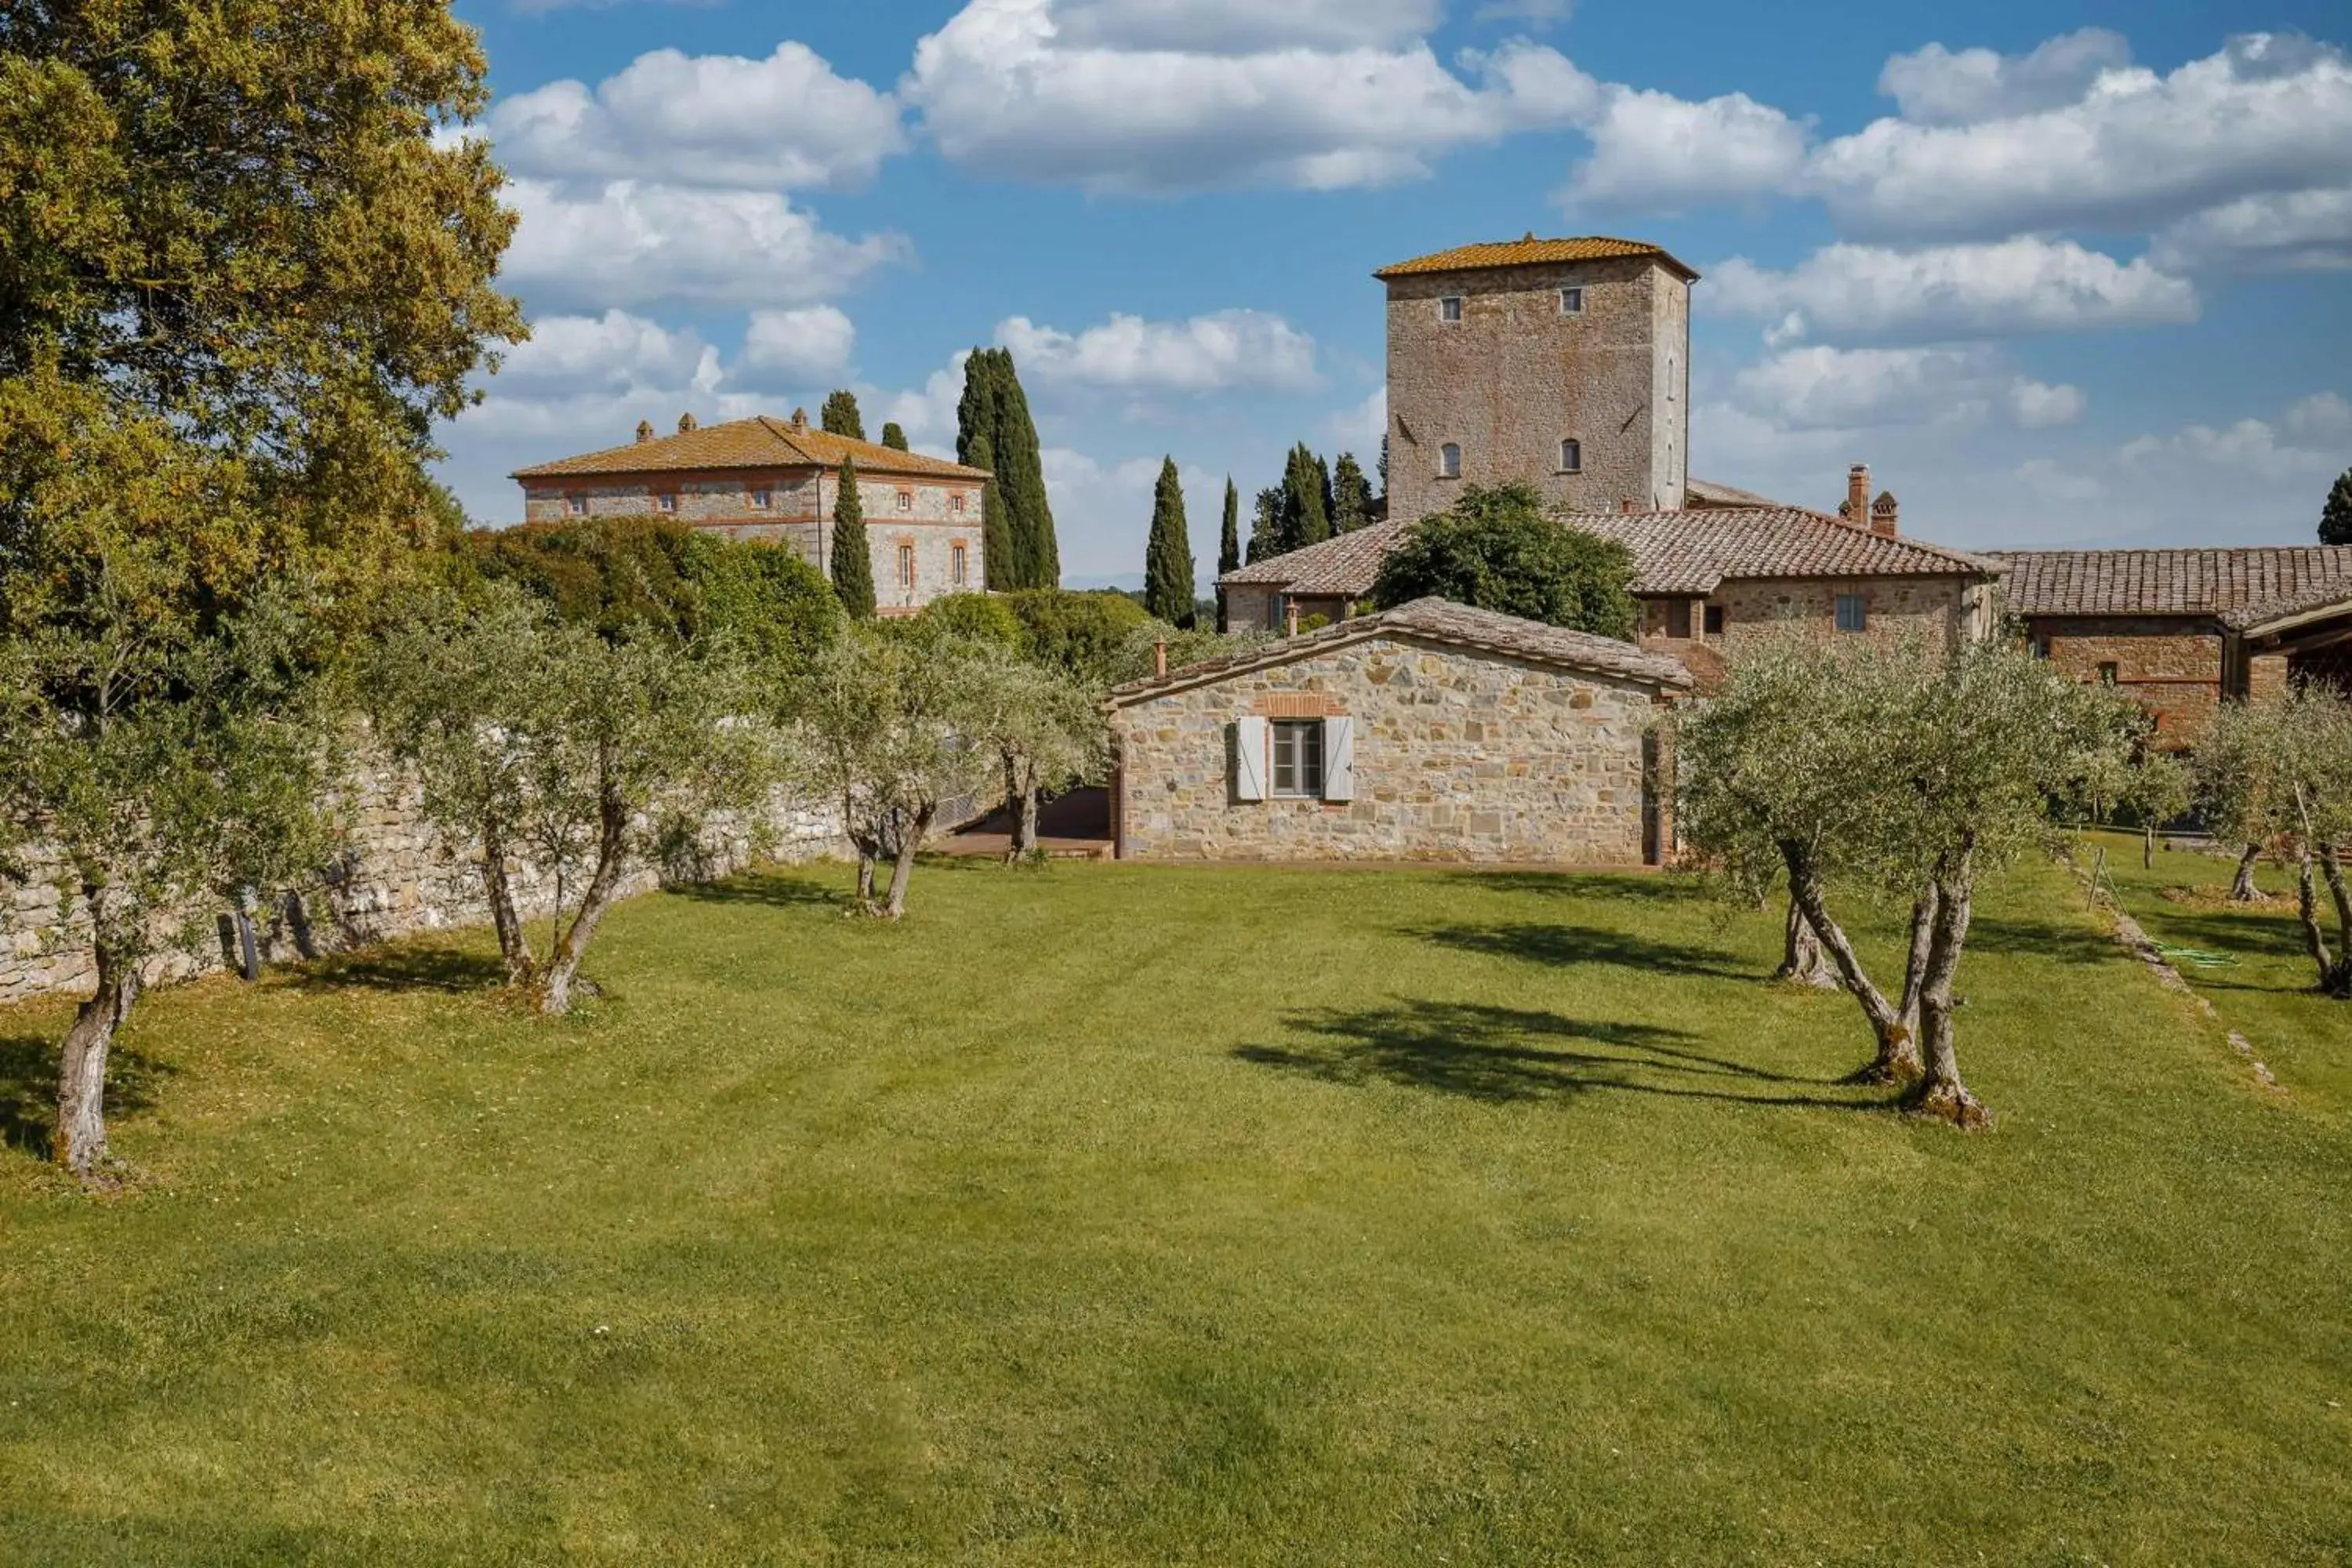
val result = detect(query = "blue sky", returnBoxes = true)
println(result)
[434,0,2352,586]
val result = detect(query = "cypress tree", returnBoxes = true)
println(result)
[1332,453,1372,533]
[2324,466,2352,546]
[1284,444,1330,548]
[1247,486,1284,563]
[1316,451,1335,533]
[830,459,875,618]
[1218,477,1241,576]
[1143,457,1194,626]
[956,349,1058,589]
[821,390,865,441]
[970,432,1013,592]
[956,349,1000,468]
[880,422,909,452]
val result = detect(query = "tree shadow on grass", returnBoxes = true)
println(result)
[0,1031,177,1156]
[1962,915,2122,968]
[287,946,508,995]
[1236,1000,1876,1111]
[2134,907,2317,964]
[1440,871,1709,905]
[1406,922,1753,981]
[671,870,851,911]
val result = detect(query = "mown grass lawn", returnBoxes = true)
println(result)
[2088,828,2352,1112]
[1,854,2346,1565]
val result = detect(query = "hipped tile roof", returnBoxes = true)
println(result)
[1374,235,1698,282]
[513,416,988,482]
[1106,597,1693,707]
[1219,508,2002,600]
[1993,547,2352,630]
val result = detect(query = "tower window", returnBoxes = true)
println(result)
[1439,296,1463,323]
[952,543,968,586]
[1558,438,1582,474]
[897,544,916,587]
[1559,287,1584,314]
[1439,443,1462,479]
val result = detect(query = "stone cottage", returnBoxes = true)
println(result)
[513,410,991,615]
[1105,598,1693,866]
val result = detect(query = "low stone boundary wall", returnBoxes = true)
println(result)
[2,748,846,1006]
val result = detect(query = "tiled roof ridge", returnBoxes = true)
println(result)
[1106,595,1691,706]
[1991,544,2352,625]
[1577,506,2009,578]
[1374,235,1698,281]
[512,415,988,481]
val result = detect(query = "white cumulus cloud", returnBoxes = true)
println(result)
[739,307,858,382]
[1876,28,2132,125]
[1052,0,1441,53]
[1808,34,2352,241]
[1562,87,1809,212]
[1731,345,2083,433]
[902,0,1594,192]
[996,310,1319,394]
[489,310,714,396]
[500,180,911,310]
[488,43,906,191]
[2150,185,2352,274]
[1704,238,2198,344]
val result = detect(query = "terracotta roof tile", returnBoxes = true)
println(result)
[1991,547,2352,630]
[1374,235,1697,281]
[1108,597,1693,707]
[513,416,988,482]
[1220,509,2002,600]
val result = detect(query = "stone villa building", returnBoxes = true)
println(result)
[513,411,991,615]
[1220,234,2352,738]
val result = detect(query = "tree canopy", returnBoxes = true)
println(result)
[2322,467,2352,546]
[821,390,866,441]
[1374,484,1639,640]
[956,349,1058,588]
[1218,479,1242,579]
[880,422,910,452]
[1143,458,1195,626]
[0,0,524,1180]
[830,460,876,619]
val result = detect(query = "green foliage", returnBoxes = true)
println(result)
[1218,478,1242,578]
[964,431,1012,593]
[1142,457,1196,626]
[830,460,876,619]
[915,592,1025,649]
[821,390,866,441]
[956,349,1058,588]
[465,513,699,638]
[2198,688,2352,994]
[1283,444,1330,549]
[2322,466,2352,546]
[1246,485,1283,564]
[880,422,910,452]
[1104,621,1273,687]
[677,532,840,677]
[0,0,523,1171]
[1332,453,1373,534]
[1000,589,1153,681]
[1373,483,1639,638]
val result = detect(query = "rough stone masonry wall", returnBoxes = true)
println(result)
[1,746,845,1007]
[1385,255,1687,532]
[1112,634,1665,864]
[2029,617,2225,743]
[1642,575,1979,659]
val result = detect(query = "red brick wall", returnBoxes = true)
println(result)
[2027,617,2223,742]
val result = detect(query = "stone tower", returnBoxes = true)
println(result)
[1377,235,1696,529]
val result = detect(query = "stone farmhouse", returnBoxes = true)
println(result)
[1107,598,1692,865]
[513,411,990,615]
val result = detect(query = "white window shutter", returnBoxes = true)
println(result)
[1322,717,1355,802]
[1233,717,1269,801]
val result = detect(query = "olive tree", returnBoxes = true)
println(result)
[365,584,571,985]
[2201,688,2352,997]
[797,626,1002,918]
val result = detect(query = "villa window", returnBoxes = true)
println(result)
[1439,295,1463,323]
[1439,442,1462,479]
[951,493,966,514]
[751,488,772,510]
[897,489,913,512]
[655,492,677,514]
[565,494,587,517]
[1558,438,1582,474]
[2098,662,2121,687]
[1835,594,1868,633]
[1704,605,1726,636]
[1271,720,1325,798]
[897,544,916,588]
[1560,286,1584,314]
[952,543,968,586]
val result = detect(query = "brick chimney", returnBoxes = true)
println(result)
[1871,490,1899,538]
[1153,637,1169,677]
[636,419,654,444]
[1844,464,1869,528]
[1283,600,1300,638]
[677,412,699,434]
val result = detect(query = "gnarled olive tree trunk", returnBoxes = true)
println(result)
[55,878,140,1181]
[1782,844,1924,1085]
[538,778,630,1017]
[1896,885,1941,1049]
[480,820,533,986]
[2296,847,2352,1000]
[1904,848,1991,1129]
[883,803,938,920]
[1777,898,1839,989]
[1001,751,1043,865]
[2230,844,2262,902]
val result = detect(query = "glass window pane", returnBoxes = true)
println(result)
[1301,724,1324,795]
